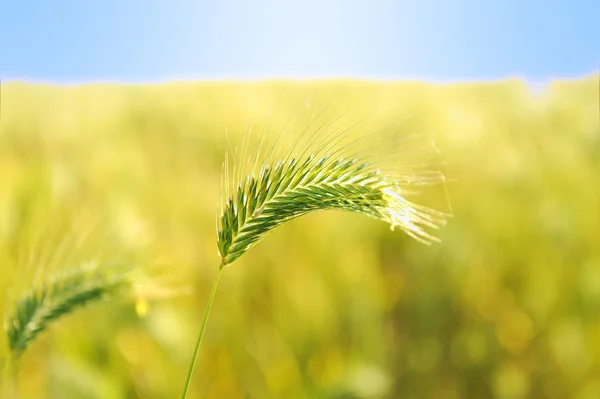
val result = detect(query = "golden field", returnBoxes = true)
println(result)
[0,76,599,398]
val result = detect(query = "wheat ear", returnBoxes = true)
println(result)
[217,154,447,265]
[4,262,132,359]
[181,105,450,398]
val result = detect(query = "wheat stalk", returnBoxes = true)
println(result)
[181,103,451,398]
[4,262,132,359]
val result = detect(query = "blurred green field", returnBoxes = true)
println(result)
[0,76,599,399]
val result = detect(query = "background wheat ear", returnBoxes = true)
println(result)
[4,261,133,359]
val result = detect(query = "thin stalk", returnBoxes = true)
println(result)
[180,263,225,399]
[1,355,15,398]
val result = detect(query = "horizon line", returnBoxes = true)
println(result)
[2,70,598,86]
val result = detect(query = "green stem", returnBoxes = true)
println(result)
[1,355,15,398]
[180,263,225,399]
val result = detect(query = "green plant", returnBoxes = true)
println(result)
[181,105,450,398]
[1,262,133,395]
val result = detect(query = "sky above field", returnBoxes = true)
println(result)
[1,0,598,83]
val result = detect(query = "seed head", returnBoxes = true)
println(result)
[217,103,450,266]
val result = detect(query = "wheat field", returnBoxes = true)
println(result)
[0,76,599,398]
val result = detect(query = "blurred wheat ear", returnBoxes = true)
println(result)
[181,103,451,398]
[4,262,132,359]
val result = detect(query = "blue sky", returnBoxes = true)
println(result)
[1,0,598,83]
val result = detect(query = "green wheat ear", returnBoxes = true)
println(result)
[4,262,132,359]
[217,106,450,266]
[181,103,451,398]
[217,153,447,266]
